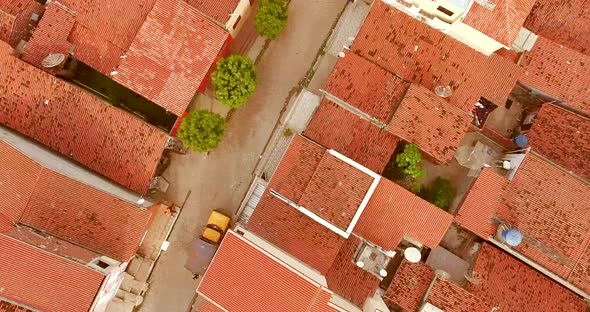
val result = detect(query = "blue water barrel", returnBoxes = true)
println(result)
[514,134,528,148]
[502,229,523,247]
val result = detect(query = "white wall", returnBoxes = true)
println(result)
[226,0,252,38]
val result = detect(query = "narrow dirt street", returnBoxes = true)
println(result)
[138,1,347,311]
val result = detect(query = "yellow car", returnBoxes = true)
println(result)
[185,210,231,277]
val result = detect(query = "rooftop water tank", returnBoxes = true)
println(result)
[514,134,528,148]
[502,228,523,247]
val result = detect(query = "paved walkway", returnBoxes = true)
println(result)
[138,1,348,311]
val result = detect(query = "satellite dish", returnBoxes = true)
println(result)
[338,51,346,58]
[434,85,452,98]
[379,269,388,277]
[435,269,451,280]
[137,198,145,205]
[41,53,65,68]
[356,261,365,268]
[404,247,421,263]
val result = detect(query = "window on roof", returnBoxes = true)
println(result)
[96,260,110,269]
[437,6,454,17]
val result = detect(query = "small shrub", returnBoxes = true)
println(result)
[420,177,456,210]
[254,0,288,40]
[396,144,425,179]
[410,182,423,194]
[178,110,225,153]
[283,128,293,137]
[211,55,257,108]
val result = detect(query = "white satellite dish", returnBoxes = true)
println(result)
[41,53,65,68]
[404,247,421,263]
[137,198,145,205]
[356,261,365,268]
[379,269,388,277]
[434,85,452,98]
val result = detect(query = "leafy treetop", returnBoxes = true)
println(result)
[396,143,425,179]
[211,55,257,108]
[254,0,288,40]
[178,110,225,153]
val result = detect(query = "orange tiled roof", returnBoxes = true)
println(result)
[352,1,521,114]
[304,98,400,174]
[184,0,241,24]
[266,135,375,232]
[354,178,453,250]
[325,236,380,307]
[527,104,590,181]
[246,191,345,275]
[197,231,342,312]
[324,51,409,122]
[520,36,590,114]
[0,42,168,194]
[462,0,536,47]
[0,141,153,261]
[113,0,229,116]
[524,0,590,56]
[388,83,472,164]
[467,243,587,312]
[0,234,105,312]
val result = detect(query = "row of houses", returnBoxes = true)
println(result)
[195,0,590,311]
[0,0,252,311]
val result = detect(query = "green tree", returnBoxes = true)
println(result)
[396,144,425,179]
[254,0,288,40]
[211,55,257,108]
[420,178,456,211]
[178,110,225,153]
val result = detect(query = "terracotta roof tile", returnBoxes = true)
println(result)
[21,2,75,67]
[0,234,105,312]
[269,135,325,202]
[455,169,509,238]
[114,0,228,115]
[0,142,42,224]
[0,0,31,15]
[0,43,168,194]
[383,261,434,311]
[246,191,345,275]
[427,279,492,312]
[300,153,374,230]
[67,23,126,75]
[0,0,43,47]
[309,289,341,312]
[196,300,223,312]
[267,135,374,232]
[354,178,453,250]
[198,231,339,312]
[456,155,590,293]
[0,300,34,312]
[520,36,590,114]
[325,236,381,307]
[0,9,12,43]
[467,243,587,312]
[527,104,590,181]
[352,2,521,113]
[183,0,241,24]
[524,0,590,55]
[325,52,409,122]
[462,0,536,47]
[504,154,590,269]
[304,99,400,174]
[20,170,152,261]
[388,84,472,164]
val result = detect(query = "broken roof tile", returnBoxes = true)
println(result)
[388,83,472,164]
[383,261,434,311]
[527,104,590,181]
[304,98,399,174]
[354,178,453,250]
[0,42,168,194]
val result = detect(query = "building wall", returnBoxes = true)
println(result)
[225,0,252,38]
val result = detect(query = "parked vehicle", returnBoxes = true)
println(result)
[185,210,231,278]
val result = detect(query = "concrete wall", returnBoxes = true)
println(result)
[0,125,154,207]
[226,0,252,38]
